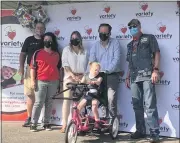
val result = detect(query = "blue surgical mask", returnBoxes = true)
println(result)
[130,27,138,36]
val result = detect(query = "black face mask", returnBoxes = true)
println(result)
[99,33,109,41]
[44,41,53,48]
[71,39,80,46]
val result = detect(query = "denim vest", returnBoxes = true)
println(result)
[126,34,154,82]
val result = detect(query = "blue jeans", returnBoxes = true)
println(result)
[130,80,160,135]
[31,80,59,125]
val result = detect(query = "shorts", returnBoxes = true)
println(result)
[24,65,35,96]
[84,92,99,105]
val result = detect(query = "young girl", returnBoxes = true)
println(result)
[77,62,103,129]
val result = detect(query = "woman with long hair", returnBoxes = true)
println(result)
[30,32,61,132]
[60,31,88,132]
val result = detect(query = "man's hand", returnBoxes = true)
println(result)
[18,67,24,76]
[151,71,159,84]
[31,80,36,89]
[125,78,130,89]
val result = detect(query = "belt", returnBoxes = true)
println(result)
[74,73,84,76]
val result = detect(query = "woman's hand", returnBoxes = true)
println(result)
[151,70,159,84]
[125,78,130,89]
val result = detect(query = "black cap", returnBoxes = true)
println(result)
[128,19,141,26]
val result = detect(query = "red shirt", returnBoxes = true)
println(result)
[30,49,60,81]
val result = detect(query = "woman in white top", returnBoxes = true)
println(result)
[60,31,88,132]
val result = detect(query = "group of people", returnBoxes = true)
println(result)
[19,18,161,143]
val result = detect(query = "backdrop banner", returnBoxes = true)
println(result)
[1,1,179,138]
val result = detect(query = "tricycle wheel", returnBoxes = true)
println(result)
[109,116,119,139]
[65,121,78,143]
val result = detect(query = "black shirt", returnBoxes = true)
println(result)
[21,36,43,65]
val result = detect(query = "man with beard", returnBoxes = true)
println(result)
[19,21,46,127]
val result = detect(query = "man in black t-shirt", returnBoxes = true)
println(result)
[19,22,46,127]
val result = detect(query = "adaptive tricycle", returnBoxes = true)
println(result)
[53,72,119,143]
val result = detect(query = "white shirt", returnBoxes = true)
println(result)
[62,46,88,80]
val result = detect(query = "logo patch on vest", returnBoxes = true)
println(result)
[140,37,148,43]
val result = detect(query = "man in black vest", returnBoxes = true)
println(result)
[125,19,160,143]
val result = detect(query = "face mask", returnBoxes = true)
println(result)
[99,33,109,41]
[71,39,80,46]
[44,41,52,48]
[130,27,139,36]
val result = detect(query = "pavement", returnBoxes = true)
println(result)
[2,122,180,143]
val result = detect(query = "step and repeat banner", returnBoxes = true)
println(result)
[1,1,179,138]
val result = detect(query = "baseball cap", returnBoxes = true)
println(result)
[128,19,141,26]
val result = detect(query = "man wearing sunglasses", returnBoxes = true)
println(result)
[89,23,121,119]
[125,19,160,143]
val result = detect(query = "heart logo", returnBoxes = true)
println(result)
[86,28,92,35]
[176,96,180,102]
[8,31,16,40]
[119,71,124,77]
[159,118,163,124]
[71,9,76,15]
[121,27,127,34]
[159,71,164,78]
[54,29,60,36]
[52,109,56,116]
[159,26,166,33]
[104,7,110,13]
[139,2,148,11]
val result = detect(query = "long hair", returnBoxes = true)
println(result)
[69,31,84,54]
[43,32,59,52]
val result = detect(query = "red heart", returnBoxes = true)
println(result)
[121,27,127,34]
[24,13,31,20]
[8,31,16,40]
[159,118,163,124]
[159,26,166,33]
[86,28,92,35]
[71,9,76,15]
[159,71,164,78]
[54,29,60,36]
[119,71,124,77]
[104,7,110,13]
[52,109,56,115]
[141,4,148,11]
[176,97,180,102]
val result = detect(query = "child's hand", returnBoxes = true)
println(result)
[90,81,96,84]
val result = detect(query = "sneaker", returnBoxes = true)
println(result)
[44,124,52,131]
[30,124,37,132]
[22,117,31,127]
[149,134,160,143]
[130,131,146,139]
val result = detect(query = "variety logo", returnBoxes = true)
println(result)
[51,108,60,121]
[118,114,128,128]
[67,7,81,21]
[156,71,171,85]
[99,4,116,19]
[173,45,179,62]
[82,26,97,41]
[136,2,153,17]
[119,70,126,83]
[1,26,23,47]
[176,2,180,16]
[171,92,180,110]
[154,22,172,39]
[53,27,65,41]
[159,117,170,132]
[116,25,132,40]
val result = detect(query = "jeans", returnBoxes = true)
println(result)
[31,80,59,125]
[130,80,160,135]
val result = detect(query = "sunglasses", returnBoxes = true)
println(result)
[128,25,137,29]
